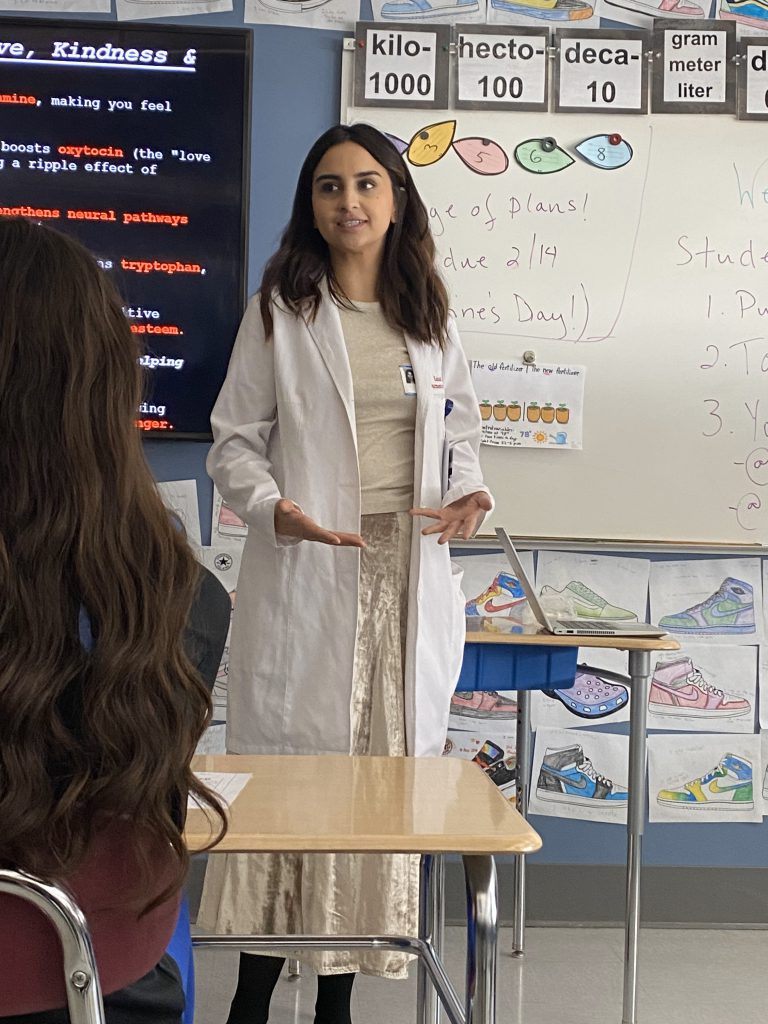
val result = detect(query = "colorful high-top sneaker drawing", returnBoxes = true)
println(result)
[540,581,637,621]
[485,754,516,789]
[659,578,754,635]
[490,0,593,17]
[719,0,768,27]
[544,668,628,719]
[657,754,753,809]
[604,0,705,17]
[450,690,518,720]
[649,658,751,719]
[537,744,628,805]
[381,0,479,17]
[465,571,526,617]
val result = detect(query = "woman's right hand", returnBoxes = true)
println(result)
[274,498,365,547]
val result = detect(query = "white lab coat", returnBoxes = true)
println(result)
[208,285,491,757]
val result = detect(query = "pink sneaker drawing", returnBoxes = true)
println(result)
[450,690,518,720]
[649,658,751,719]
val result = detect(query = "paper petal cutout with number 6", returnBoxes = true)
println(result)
[452,138,509,176]
[575,134,633,170]
[514,138,573,174]
[407,121,456,166]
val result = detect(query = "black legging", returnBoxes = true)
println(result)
[227,952,355,1024]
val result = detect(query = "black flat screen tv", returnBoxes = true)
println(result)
[0,17,251,439]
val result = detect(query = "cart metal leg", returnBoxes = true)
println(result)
[417,854,439,1024]
[463,855,498,1024]
[512,689,532,957]
[623,649,651,1024]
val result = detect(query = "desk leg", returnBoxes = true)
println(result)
[623,649,650,1024]
[463,854,497,1024]
[512,689,532,958]
[417,854,436,1024]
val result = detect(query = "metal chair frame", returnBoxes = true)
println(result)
[0,868,106,1024]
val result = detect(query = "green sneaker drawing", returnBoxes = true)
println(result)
[658,754,753,809]
[540,580,637,621]
[658,577,754,635]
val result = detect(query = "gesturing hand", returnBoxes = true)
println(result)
[409,491,492,545]
[274,498,365,548]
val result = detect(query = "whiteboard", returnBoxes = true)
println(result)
[344,102,768,546]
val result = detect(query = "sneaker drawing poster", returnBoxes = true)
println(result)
[471,359,584,450]
[648,733,762,822]
[529,726,630,824]
[761,731,768,810]
[531,648,632,730]
[650,559,763,645]
[487,0,598,26]
[212,486,248,543]
[372,0,487,23]
[443,729,517,802]
[535,550,650,625]
[648,644,757,734]
[244,0,358,29]
[116,0,231,22]
[198,542,243,729]
[453,550,534,620]
[157,479,202,551]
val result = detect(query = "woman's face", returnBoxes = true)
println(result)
[311,141,397,264]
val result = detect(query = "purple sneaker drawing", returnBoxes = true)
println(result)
[659,578,754,635]
[544,667,628,720]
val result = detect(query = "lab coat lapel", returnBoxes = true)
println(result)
[303,285,356,434]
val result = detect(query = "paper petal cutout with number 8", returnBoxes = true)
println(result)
[407,121,456,166]
[575,134,633,170]
[452,138,509,176]
[514,138,574,174]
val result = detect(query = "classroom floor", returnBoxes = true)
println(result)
[193,925,767,1024]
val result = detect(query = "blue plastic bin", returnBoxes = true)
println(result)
[456,643,578,693]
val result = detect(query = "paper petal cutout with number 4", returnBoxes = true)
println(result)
[514,138,574,174]
[452,138,509,176]
[575,134,633,170]
[407,121,456,167]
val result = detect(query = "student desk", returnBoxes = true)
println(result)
[186,753,541,1024]
[462,618,679,1024]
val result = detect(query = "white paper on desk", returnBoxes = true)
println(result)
[647,643,757,735]
[157,480,202,550]
[649,559,763,645]
[530,648,631,731]
[529,726,629,825]
[188,772,251,811]
[535,551,650,624]
[453,550,534,621]
[648,734,762,823]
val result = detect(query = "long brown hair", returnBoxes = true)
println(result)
[0,217,225,909]
[260,123,449,346]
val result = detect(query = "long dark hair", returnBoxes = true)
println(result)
[0,217,225,910]
[260,123,449,346]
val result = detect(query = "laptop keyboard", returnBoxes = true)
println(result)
[558,619,616,632]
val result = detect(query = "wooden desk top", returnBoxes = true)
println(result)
[465,616,680,652]
[186,755,542,856]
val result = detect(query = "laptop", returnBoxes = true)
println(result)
[494,528,667,638]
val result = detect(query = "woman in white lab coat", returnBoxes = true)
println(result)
[198,123,492,1024]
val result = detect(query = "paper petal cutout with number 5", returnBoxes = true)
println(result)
[407,121,456,166]
[452,138,509,176]
[575,134,633,170]
[514,137,573,174]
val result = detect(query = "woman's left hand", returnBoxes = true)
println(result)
[410,491,492,545]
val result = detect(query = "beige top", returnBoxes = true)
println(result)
[187,755,542,855]
[338,302,416,515]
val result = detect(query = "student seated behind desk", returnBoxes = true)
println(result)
[0,217,228,1022]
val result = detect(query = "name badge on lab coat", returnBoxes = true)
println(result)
[399,364,416,396]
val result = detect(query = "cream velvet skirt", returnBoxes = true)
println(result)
[197,511,420,978]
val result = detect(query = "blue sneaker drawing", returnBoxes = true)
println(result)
[490,0,593,19]
[381,0,479,17]
[537,744,628,805]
